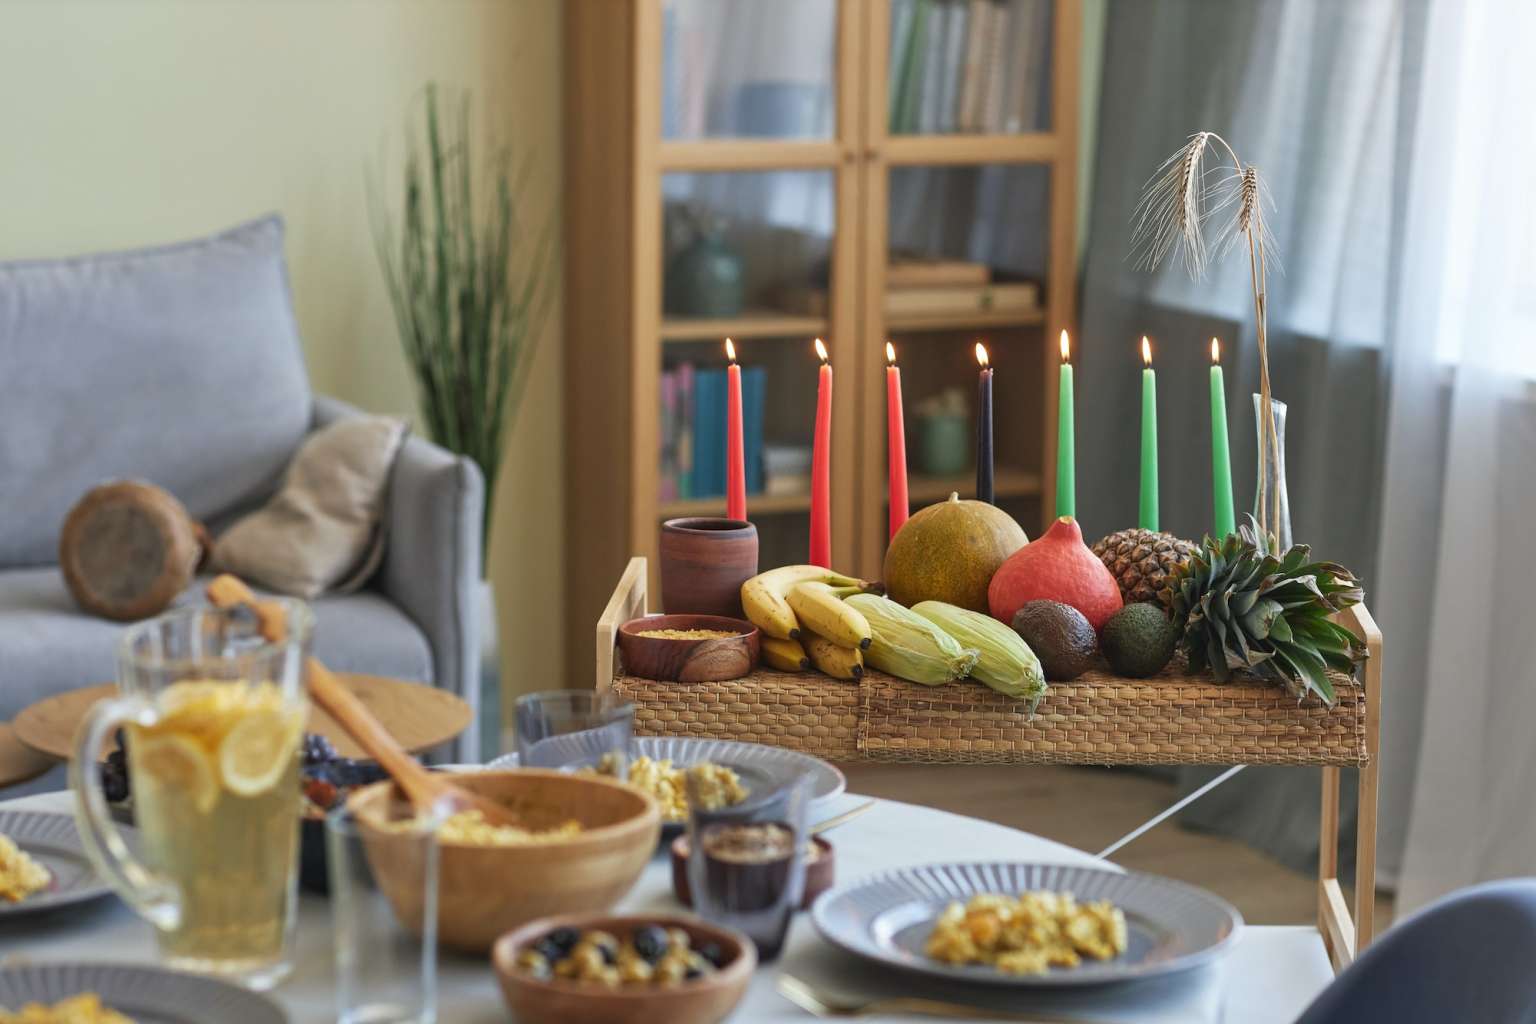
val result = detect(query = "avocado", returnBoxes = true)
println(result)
[1101,602,1178,678]
[1010,600,1097,680]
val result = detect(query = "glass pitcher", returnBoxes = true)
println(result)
[71,601,312,990]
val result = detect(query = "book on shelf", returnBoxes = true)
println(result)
[888,0,1047,135]
[657,363,767,503]
[888,255,992,288]
[778,280,1039,320]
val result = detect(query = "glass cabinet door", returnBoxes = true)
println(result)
[663,0,842,140]
[884,0,1055,136]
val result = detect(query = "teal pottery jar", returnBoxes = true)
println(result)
[919,414,969,476]
[665,223,744,318]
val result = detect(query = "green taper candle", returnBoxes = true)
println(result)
[1055,330,1075,519]
[1209,337,1236,537]
[1139,336,1158,531]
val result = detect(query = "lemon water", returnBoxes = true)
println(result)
[127,681,305,985]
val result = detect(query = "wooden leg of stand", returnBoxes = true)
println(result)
[1318,765,1353,971]
[1351,603,1383,957]
[595,557,648,694]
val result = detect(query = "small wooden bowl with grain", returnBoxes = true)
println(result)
[493,912,755,1024]
[349,769,660,953]
[617,614,759,682]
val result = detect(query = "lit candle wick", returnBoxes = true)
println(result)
[814,337,828,364]
[1141,335,1152,366]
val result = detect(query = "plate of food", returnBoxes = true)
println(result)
[488,736,846,836]
[0,963,286,1023]
[812,862,1242,988]
[0,810,127,917]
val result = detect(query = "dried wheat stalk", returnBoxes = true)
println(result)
[1131,132,1282,538]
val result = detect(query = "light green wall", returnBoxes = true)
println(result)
[0,0,566,722]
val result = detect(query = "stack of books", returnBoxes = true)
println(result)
[888,0,1052,136]
[658,364,767,504]
[781,256,1040,320]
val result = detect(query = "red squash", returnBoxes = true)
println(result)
[988,517,1124,632]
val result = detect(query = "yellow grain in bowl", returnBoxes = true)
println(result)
[0,993,136,1024]
[0,833,50,903]
[437,810,584,847]
[634,628,739,640]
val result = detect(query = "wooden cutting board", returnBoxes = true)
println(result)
[0,722,54,787]
[14,675,473,762]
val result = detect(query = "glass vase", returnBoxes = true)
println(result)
[1252,394,1292,551]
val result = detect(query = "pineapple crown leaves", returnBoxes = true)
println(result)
[1168,516,1366,705]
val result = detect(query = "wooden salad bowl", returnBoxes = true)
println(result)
[618,614,759,682]
[349,770,660,953]
[492,912,755,1024]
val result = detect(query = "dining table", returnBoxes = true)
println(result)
[2,789,1336,1023]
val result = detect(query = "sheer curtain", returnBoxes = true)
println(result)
[1081,0,1535,901]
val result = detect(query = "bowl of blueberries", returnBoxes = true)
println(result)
[492,913,754,1024]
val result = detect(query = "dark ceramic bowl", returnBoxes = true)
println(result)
[668,832,834,910]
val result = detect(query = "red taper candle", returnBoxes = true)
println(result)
[810,338,832,567]
[724,338,746,521]
[886,341,909,538]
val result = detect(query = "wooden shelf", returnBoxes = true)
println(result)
[658,492,810,518]
[884,132,1059,166]
[658,139,842,171]
[906,468,1042,504]
[887,308,1046,333]
[661,312,828,342]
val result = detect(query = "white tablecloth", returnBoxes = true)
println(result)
[1,791,1335,1022]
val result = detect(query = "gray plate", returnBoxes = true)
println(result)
[0,810,123,916]
[812,862,1243,988]
[0,963,286,1023]
[489,735,846,830]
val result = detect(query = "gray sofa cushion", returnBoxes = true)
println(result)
[0,215,311,568]
[0,567,433,723]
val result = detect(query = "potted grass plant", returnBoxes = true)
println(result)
[369,83,556,756]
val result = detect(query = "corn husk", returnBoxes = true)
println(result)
[845,594,977,686]
[912,601,1047,702]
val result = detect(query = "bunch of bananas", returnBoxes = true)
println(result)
[740,566,883,682]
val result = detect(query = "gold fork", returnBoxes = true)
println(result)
[776,974,1115,1022]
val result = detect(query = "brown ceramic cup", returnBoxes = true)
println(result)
[659,518,759,618]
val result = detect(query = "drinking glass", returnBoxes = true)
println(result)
[71,600,313,990]
[685,774,810,961]
[513,691,634,778]
[327,805,439,1024]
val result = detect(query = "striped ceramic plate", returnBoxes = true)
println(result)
[812,862,1243,988]
[0,810,122,917]
[0,963,285,1023]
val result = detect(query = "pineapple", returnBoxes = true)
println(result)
[1166,516,1367,704]
[1091,529,1197,609]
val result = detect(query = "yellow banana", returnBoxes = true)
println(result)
[805,632,864,681]
[740,565,881,640]
[786,581,872,650]
[760,635,811,672]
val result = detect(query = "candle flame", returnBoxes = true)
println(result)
[1210,337,1221,364]
[724,338,736,363]
[885,341,896,365]
[1059,330,1070,364]
[974,342,989,368]
[813,337,828,363]
[1141,336,1152,366]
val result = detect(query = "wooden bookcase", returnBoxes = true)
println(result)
[564,0,1081,679]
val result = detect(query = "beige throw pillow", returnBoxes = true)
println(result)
[211,415,408,598]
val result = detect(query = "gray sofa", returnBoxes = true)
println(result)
[0,215,483,771]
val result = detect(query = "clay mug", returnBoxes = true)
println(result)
[659,518,759,618]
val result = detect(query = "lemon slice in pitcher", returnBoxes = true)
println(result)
[137,733,221,813]
[218,708,302,798]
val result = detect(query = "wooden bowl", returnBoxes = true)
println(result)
[492,912,755,1024]
[618,614,760,682]
[669,833,835,910]
[349,769,660,953]
[659,517,758,618]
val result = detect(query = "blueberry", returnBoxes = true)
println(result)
[632,925,670,963]
[547,927,580,956]
[684,964,704,980]
[598,943,617,965]
[533,937,563,964]
[697,941,726,968]
[100,763,129,804]
[302,733,338,766]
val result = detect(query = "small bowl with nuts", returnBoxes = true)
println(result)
[618,614,760,682]
[492,912,755,1024]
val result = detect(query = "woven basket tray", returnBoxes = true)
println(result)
[613,655,1367,767]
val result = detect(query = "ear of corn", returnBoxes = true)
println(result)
[911,601,1046,701]
[845,593,978,685]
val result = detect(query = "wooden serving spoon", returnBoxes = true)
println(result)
[206,574,525,829]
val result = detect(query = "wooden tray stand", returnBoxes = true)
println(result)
[594,557,1381,972]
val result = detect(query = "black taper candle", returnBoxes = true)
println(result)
[975,343,994,503]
